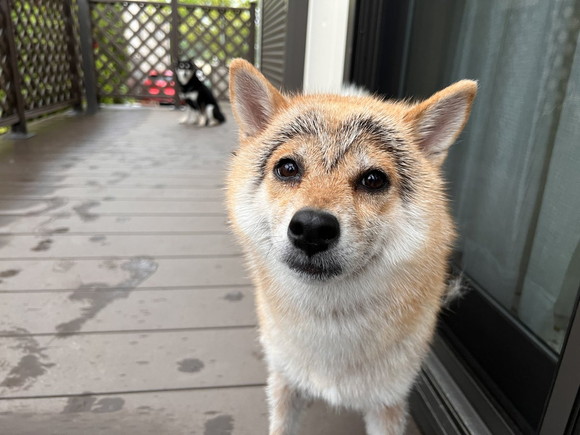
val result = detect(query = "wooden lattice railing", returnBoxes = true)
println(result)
[0,0,82,133]
[0,0,255,133]
[0,1,19,128]
[90,0,256,102]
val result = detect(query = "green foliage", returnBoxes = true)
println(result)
[177,4,252,63]
[9,0,74,109]
[0,90,7,119]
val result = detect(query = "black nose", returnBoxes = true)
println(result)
[288,209,340,256]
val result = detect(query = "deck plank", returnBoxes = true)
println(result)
[0,257,249,291]
[0,387,270,435]
[0,234,240,259]
[0,176,225,187]
[0,287,255,335]
[0,186,226,201]
[0,215,229,234]
[0,328,264,398]
[0,199,226,216]
[0,390,424,435]
[0,388,398,435]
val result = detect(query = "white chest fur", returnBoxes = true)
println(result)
[184,91,199,101]
[257,268,433,411]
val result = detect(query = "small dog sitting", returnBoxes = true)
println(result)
[226,59,477,435]
[175,60,226,126]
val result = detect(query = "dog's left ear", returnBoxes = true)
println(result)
[229,58,287,138]
[404,80,477,165]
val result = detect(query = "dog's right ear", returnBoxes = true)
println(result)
[229,59,287,137]
[404,80,477,165]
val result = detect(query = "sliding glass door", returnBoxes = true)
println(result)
[425,0,579,431]
[441,0,578,356]
[350,0,580,432]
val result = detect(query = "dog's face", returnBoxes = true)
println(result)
[227,60,476,283]
[176,60,204,85]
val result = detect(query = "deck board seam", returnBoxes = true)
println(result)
[0,384,268,401]
[0,213,227,217]
[0,184,225,189]
[0,197,225,202]
[0,324,258,338]
[0,284,252,294]
[0,231,230,236]
[0,254,242,261]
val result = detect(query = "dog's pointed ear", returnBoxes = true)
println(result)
[229,59,287,137]
[404,80,477,165]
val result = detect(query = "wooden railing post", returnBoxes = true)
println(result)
[249,2,256,65]
[170,0,180,107]
[63,0,83,112]
[77,0,98,114]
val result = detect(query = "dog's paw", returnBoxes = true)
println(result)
[179,116,188,124]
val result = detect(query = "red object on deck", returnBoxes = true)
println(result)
[143,70,175,103]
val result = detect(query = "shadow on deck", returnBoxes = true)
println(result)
[0,106,420,434]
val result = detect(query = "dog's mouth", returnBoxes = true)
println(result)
[284,256,343,281]
[176,70,194,84]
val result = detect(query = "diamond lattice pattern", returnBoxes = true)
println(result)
[90,1,254,102]
[0,4,16,122]
[91,2,173,100]
[10,0,76,111]
[177,5,253,100]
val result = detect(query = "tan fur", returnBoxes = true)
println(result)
[226,59,477,435]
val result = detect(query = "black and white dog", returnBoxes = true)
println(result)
[175,60,226,126]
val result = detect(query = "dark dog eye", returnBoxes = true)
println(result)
[359,170,389,191]
[275,159,301,180]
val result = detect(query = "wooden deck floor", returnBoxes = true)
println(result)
[0,106,420,434]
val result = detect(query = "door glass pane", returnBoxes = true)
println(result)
[518,45,580,352]
[409,0,580,353]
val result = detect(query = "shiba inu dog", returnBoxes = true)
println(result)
[175,60,226,126]
[226,58,476,435]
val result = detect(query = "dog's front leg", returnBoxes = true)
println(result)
[179,106,189,124]
[197,111,207,127]
[364,403,408,435]
[191,110,200,125]
[267,371,305,435]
